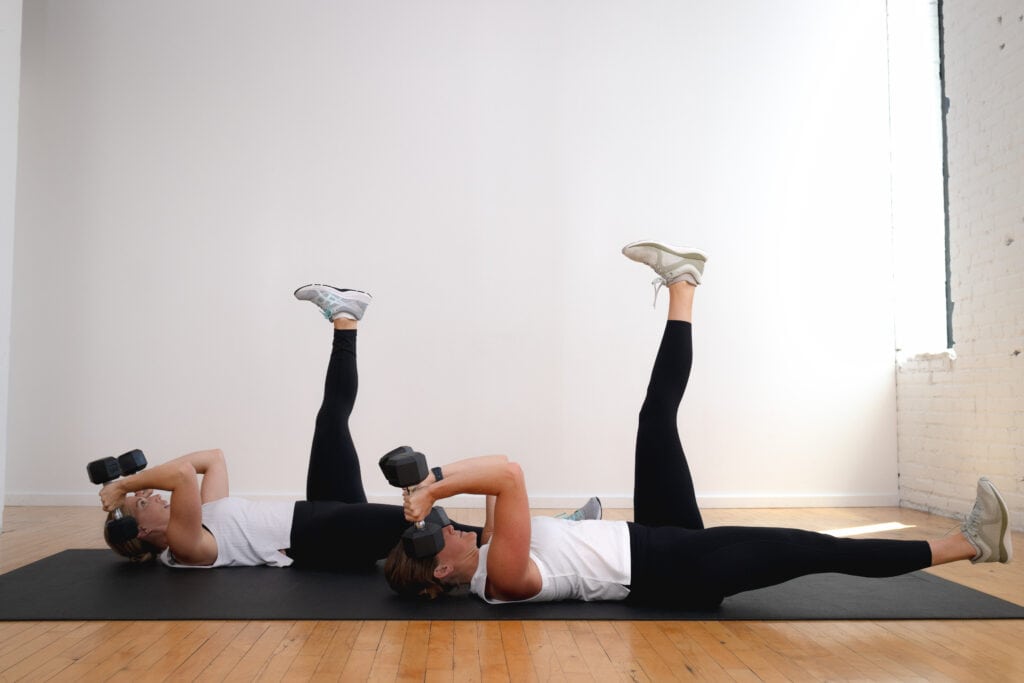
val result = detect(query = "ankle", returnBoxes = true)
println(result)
[929,533,978,566]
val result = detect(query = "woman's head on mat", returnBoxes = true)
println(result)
[384,525,479,599]
[103,491,170,563]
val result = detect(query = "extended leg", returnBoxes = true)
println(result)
[633,281,704,529]
[631,524,936,605]
[687,526,934,599]
[306,322,369,503]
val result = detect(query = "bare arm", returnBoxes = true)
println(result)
[100,449,228,509]
[481,495,496,545]
[98,449,226,566]
[406,455,540,601]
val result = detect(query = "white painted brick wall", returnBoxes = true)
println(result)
[896,1,1024,531]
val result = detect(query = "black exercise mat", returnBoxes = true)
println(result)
[2,550,1022,621]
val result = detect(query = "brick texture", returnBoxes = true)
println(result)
[897,1,1024,530]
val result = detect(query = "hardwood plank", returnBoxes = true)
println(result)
[310,620,361,680]
[497,622,537,683]
[477,622,510,682]
[544,621,590,678]
[424,620,454,679]
[611,622,680,681]
[337,621,380,681]
[396,621,430,682]
[194,621,271,682]
[53,620,164,681]
[220,621,295,681]
[133,621,227,683]
[284,621,339,680]
[786,621,894,681]
[165,620,248,681]
[566,621,620,680]
[520,621,562,681]
[591,620,650,681]
[103,622,204,682]
[659,622,733,681]
[452,620,483,682]
[716,622,817,683]
[0,622,61,671]
[0,622,103,682]
[366,620,407,682]
[252,621,317,682]
[631,622,699,680]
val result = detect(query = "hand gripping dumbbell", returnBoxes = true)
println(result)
[87,449,148,543]
[379,446,449,558]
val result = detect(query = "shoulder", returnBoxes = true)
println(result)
[166,525,219,567]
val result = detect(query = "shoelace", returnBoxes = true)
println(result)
[963,500,983,535]
[650,277,667,307]
[961,502,985,559]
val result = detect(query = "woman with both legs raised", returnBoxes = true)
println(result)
[385,240,1013,607]
[97,288,600,569]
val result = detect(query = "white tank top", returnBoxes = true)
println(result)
[469,517,631,603]
[159,497,295,568]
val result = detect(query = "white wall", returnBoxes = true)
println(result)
[0,0,23,529]
[9,0,900,508]
[897,0,1024,530]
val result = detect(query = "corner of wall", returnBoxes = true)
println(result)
[894,0,1024,532]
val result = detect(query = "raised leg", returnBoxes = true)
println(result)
[633,281,704,529]
[305,322,368,503]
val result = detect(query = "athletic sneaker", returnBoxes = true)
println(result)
[555,497,603,522]
[622,240,708,305]
[294,284,372,321]
[961,477,1013,564]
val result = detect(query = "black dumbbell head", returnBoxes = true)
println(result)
[117,449,147,475]
[402,522,446,559]
[105,516,140,544]
[379,446,428,488]
[87,457,121,485]
[425,506,450,527]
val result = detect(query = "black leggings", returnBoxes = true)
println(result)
[627,321,932,606]
[288,330,480,570]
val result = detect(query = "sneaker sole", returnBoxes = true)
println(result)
[294,284,372,305]
[622,240,708,262]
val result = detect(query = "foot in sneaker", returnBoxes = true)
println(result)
[961,477,1013,564]
[555,497,603,522]
[622,240,708,305]
[294,285,372,321]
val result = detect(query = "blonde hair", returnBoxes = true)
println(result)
[383,542,454,600]
[103,507,159,564]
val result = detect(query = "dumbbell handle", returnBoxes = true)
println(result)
[401,484,429,530]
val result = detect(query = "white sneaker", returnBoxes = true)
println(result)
[555,497,603,521]
[294,285,372,321]
[622,240,708,305]
[961,477,1013,564]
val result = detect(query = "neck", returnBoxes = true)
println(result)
[452,548,480,585]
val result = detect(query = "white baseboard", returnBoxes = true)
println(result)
[5,491,900,508]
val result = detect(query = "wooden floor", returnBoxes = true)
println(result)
[1,505,1022,681]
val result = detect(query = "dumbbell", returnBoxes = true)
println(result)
[87,449,148,544]
[379,446,448,558]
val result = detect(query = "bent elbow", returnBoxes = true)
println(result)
[176,462,199,484]
[504,461,526,487]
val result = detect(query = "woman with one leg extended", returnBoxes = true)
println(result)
[98,288,600,569]
[385,241,1013,606]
